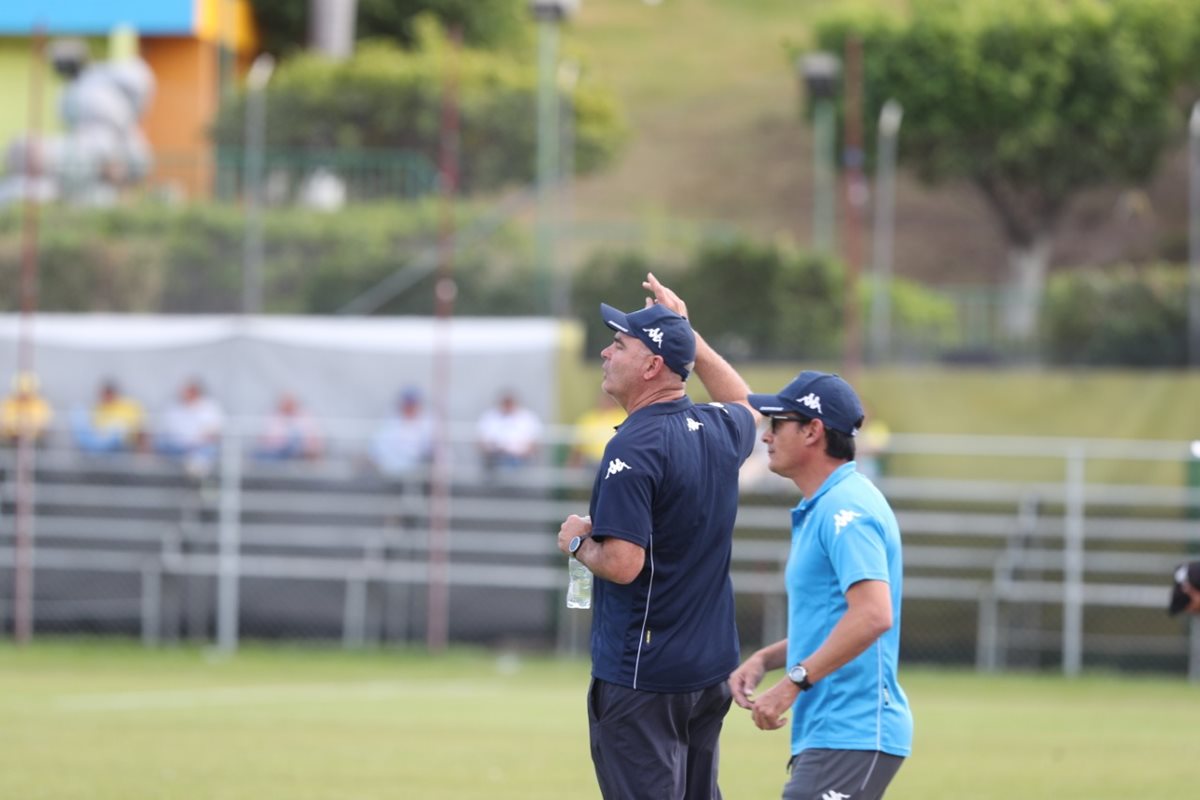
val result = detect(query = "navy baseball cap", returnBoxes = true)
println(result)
[1168,561,1200,615]
[747,370,865,436]
[600,302,696,380]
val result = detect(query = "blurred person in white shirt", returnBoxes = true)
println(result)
[367,387,434,479]
[476,390,543,472]
[157,378,224,476]
[254,392,323,462]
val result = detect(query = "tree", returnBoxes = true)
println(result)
[249,0,527,56]
[812,0,1194,340]
[212,23,627,194]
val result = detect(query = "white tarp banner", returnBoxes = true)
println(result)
[0,314,577,441]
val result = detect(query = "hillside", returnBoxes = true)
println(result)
[563,0,1190,286]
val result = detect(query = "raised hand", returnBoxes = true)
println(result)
[642,272,689,320]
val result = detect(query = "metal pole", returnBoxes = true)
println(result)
[13,30,46,646]
[534,18,561,315]
[427,27,461,652]
[812,100,836,255]
[1189,615,1200,682]
[841,37,866,380]
[1062,446,1085,677]
[555,61,579,318]
[308,0,359,61]
[215,423,242,652]
[242,54,274,316]
[869,100,902,364]
[799,52,840,256]
[216,54,273,654]
[1188,101,1200,366]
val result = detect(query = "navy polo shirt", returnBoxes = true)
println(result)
[586,396,756,692]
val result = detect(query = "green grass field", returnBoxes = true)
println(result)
[1,640,1196,799]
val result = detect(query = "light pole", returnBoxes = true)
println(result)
[799,52,841,256]
[869,99,903,364]
[1189,101,1200,366]
[530,0,579,315]
[216,52,274,656]
[242,53,274,316]
[309,0,358,61]
[555,59,580,318]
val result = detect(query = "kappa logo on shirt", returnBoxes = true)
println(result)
[604,458,631,479]
[686,418,704,432]
[797,392,823,414]
[642,327,664,348]
[821,791,851,800]
[833,509,862,534]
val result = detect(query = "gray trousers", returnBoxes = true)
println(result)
[587,677,732,800]
[782,748,905,800]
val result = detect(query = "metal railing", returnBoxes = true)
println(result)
[1,424,1198,675]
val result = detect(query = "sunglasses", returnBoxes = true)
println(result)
[768,415,812,433]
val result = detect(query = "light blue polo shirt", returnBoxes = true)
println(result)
[785,462,913,757]
[586,397,756,692]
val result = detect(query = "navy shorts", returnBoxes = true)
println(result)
[587,677,732,800]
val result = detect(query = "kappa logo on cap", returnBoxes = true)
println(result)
[821,791,851,800]
[642,327,664,348]
[797,392,823,414]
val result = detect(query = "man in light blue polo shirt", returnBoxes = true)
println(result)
[644,274,912,800]
[556,295,757,800]
[732,371,911,799]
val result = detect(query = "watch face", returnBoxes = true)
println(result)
[788,665,807,685]
[569,536,582,554]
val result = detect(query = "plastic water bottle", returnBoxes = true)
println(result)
[566,557,593,609]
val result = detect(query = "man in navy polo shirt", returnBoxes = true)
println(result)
[644,273,912,800]
[556,295,757,799]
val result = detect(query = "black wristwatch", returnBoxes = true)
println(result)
[787,663,813,691]
[568,533,591,555]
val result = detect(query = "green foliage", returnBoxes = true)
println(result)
[0,205,951,360]
[811,0,1194,244]
[862,273,960,356]
[0,203,529,316]
[570,250,678,356]
[570,238,957,361]
[214,23,627,194]
[681,240,798,359]
[248,0,529,56]
[1041,263,1188,366]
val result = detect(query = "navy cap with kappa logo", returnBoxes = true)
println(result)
[747,370,865,436]
[600,302,696,380]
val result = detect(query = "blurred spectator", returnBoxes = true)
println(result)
[1168,561,1200,616]
[0,372,54,447]
[477,390,543,471]
[72,378,146,454]
[156,378,224,476]
[568,391,625,468]
[367,387,434,478]
[254,393,323,462]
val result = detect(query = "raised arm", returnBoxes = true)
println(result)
[642,272,761,423]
